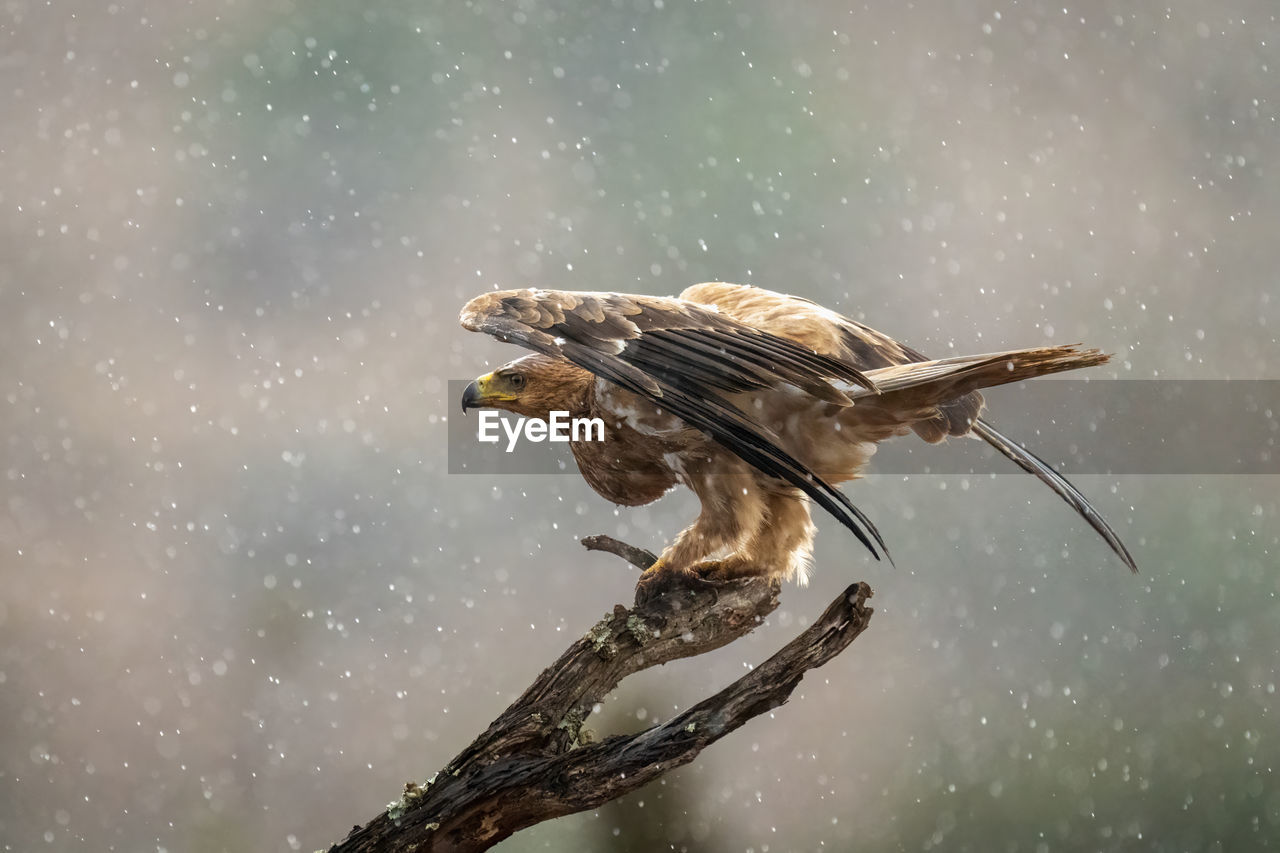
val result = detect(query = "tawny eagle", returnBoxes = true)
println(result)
[460,283,1135,584]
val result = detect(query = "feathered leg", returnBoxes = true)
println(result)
[701,488,816,584]
[639,457,766,588]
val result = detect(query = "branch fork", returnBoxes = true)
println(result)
[327,536,874,853]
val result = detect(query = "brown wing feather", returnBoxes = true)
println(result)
[681,282,979,440]
[460,288,891,560]
[462,289,879,401]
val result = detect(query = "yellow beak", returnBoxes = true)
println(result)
[460,372,516,412]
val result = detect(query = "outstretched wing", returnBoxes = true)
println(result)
[460,288,890,562]
[681,282,1136,572]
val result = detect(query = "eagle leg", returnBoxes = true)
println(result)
[702,490,816,585]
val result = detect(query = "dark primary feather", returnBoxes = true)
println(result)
[460,288,891,561]
[970,418,1138,572]
[822,303,1132,568]
[570,338,890,561]
[643,381,890,561]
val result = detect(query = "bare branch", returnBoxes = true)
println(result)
[326,542,874,853]
[580,534,658,570]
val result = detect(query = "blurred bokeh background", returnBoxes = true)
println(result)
[3,0,1277,850]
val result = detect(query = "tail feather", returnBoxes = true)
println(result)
[854,345,1109,403]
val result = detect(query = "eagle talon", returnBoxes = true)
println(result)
[688,559,721,578]
[692,559,759,583]
[634,560,717,605]
[692,558,772,583]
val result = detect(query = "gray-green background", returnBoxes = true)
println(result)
[3,1,1276,850]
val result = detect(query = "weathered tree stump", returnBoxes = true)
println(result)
[327,536,874,852]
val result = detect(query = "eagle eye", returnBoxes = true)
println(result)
[509,373,526,391]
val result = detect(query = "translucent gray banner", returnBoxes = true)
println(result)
[446,380,1278,475]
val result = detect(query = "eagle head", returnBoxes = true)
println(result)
[461,354,592,418]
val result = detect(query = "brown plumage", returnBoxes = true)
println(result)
[460,283,1136,584]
